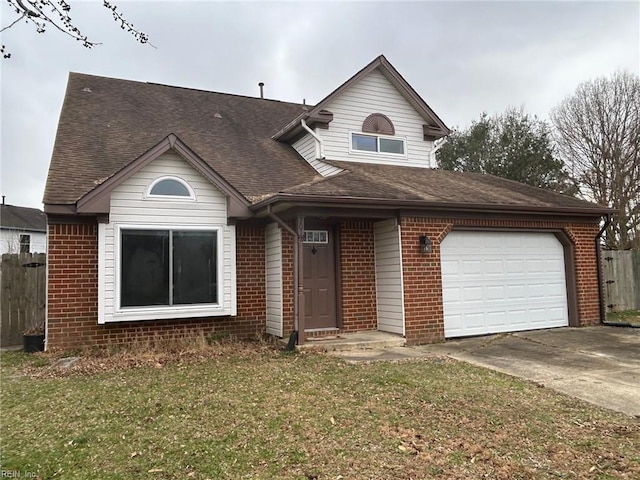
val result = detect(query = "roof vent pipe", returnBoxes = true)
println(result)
[258,82,264,99]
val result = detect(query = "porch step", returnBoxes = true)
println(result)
[287,331,406,353]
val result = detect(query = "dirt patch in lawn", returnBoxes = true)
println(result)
[16,337,279,378]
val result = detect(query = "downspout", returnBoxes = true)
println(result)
[430,137,447,167]
[595,213,611,325]
[595,213,635,327]
[267,205,300,349]
[301,119,324,159]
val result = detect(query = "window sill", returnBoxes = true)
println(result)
[99,304,232,324]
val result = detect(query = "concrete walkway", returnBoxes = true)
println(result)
[331,326,640,417]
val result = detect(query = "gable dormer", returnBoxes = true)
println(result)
[275,55,449,171]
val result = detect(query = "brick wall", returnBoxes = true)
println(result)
[46,216,602,350]
[46,223,266,350]
[400,217,602,345]
[565,223,601,326]
[400,218,449,345]
[339,220,377,332]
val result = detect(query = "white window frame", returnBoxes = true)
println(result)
[113,224,224,320]
[144,176,196,201]
[349,131,407,157]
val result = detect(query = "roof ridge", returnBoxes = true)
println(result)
[68,72,309,108]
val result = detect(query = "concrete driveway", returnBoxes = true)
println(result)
[335,326,640,417]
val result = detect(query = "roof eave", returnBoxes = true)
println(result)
[251,193,613,218]
[71,134,253,219]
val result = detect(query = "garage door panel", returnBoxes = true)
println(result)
[441,260,459,275]
[462,286,483,301]
[506,285,526,299]
[484,260,504,274]
[487,311,507,327]
[486,286,505,300]
[442,286,461,303]
[462,260,482,274]
[545,258,565,273]
[527,259,545,273]
[505,259,525,273]
[442,231,569,338]
[508,310,528,326]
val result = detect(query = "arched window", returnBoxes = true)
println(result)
[362,113,395,136]
[351,113,405,156]
[145,176,195,200]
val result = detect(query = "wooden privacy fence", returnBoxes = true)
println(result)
[602,250,640,312]
[1,253,46,346]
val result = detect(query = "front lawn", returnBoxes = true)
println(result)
[1,344,638,479]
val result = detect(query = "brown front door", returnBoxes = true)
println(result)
[303,226,337,330]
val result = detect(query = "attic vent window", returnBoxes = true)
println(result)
[362,113,395,136]
[146,176,196,200]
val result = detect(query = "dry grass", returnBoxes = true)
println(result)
[1,338,638,479]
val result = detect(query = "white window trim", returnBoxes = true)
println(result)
[144,176,196,201]
[112,224,224,322]
[349,131,407,158]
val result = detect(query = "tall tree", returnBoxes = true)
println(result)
[1,0,151,58]
[551,71,640,250]
[437,108,572,192]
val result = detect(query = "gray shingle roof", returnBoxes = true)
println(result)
[0,204,46,232]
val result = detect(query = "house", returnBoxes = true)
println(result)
[0,200,47,255]
[43,55,611,350]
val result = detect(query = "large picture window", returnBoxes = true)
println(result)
[120,229,218,308]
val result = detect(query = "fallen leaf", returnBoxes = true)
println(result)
[330,416,336,425]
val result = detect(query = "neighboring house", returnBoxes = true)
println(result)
[0,201,47,255]
[43,55,611,350]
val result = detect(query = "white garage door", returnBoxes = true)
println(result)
[441,231,568,338]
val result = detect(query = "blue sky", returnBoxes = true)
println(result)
[1,0,638,209]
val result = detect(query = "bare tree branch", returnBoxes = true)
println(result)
[1,13,28,34]
[1,0,152,57]
[551,71,640,249]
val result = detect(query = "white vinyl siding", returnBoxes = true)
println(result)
[99,152,236,323]
[321,69,434,168]
[0,230,46,254]
[265,223,283,337]
[441,231,569,338]
[292,133,343,177]
[374,219,405,335]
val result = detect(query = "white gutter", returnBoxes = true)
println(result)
[301,118,325,159]
[430,137,447,167]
